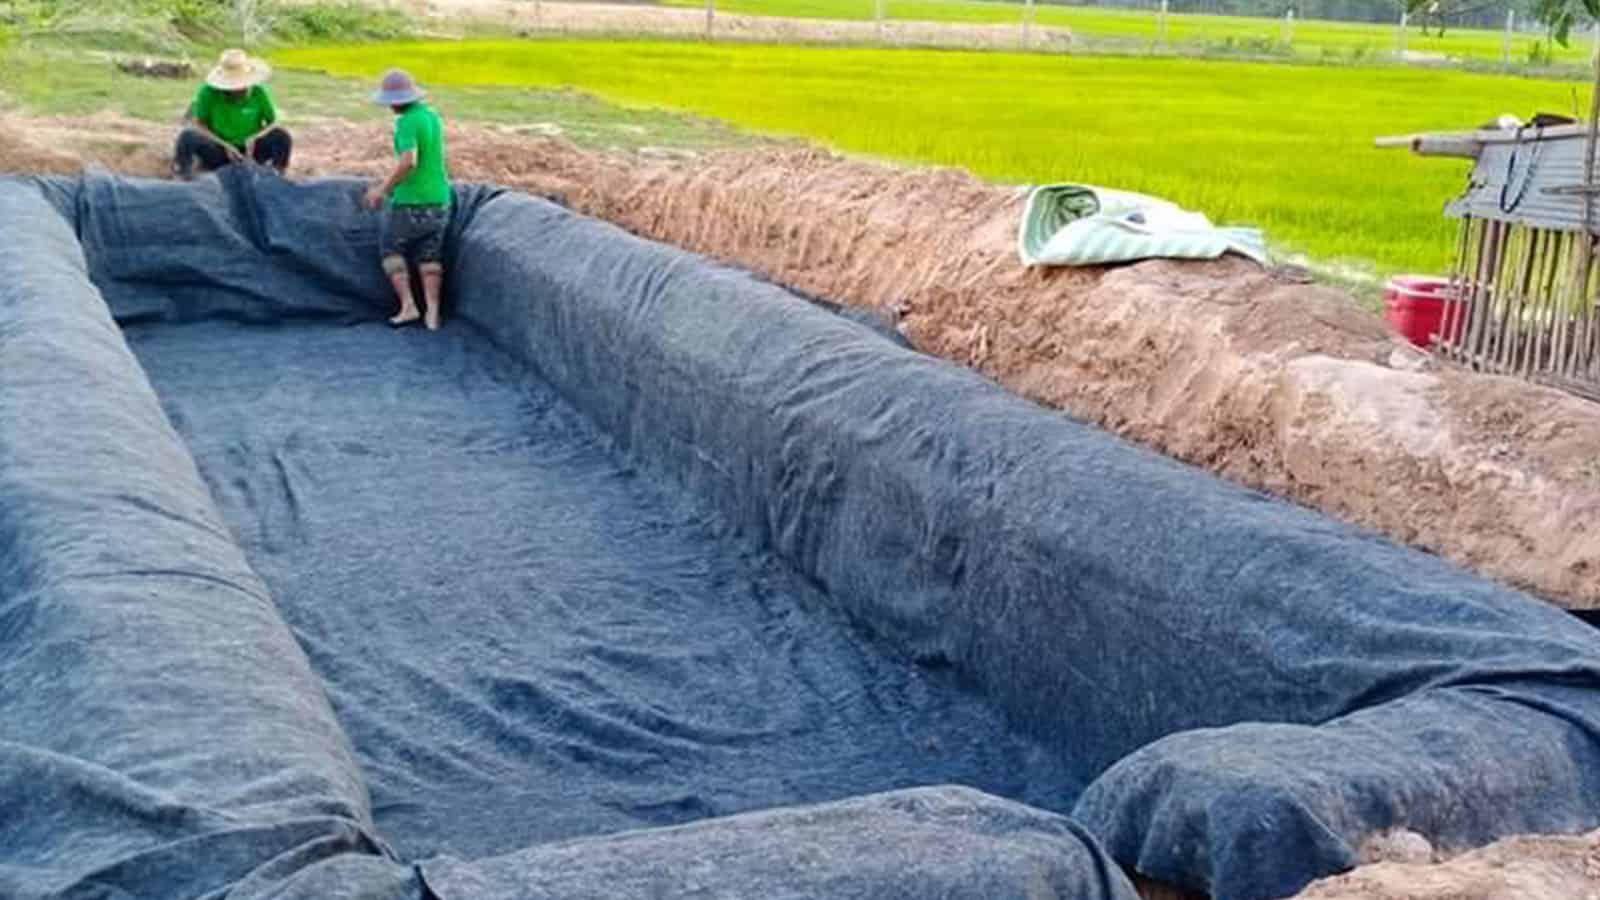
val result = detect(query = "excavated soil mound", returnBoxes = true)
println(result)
[1299,829,1600,900]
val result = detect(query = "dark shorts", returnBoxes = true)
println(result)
[381,204,450,266]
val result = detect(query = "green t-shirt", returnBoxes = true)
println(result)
[391,102,451,208]
[191,84,276,150]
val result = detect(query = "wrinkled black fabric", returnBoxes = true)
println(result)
[124,316,1083,862]
[0,175,387,900]
[0,171,1135,900]
[457,191,1600,899]
[4,168,1600,900]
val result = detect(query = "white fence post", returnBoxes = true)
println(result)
[705,0,714,40]
[1397,8,1407,57]
[1023,0,1035,49]
[1283,8,1294,46]
[1158,0,1169,47]
[1503,7,1513,68]
[875,0,885,44]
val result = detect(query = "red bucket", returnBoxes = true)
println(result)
[1385,276,1467,348]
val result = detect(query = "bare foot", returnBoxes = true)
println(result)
[389,306,422,327]
[424,308,442,331]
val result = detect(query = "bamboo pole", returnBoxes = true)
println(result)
[1517,227,1546,369]
[1554,232,1582,374]
[1580,240,1595,376]
[1531,231,1567,375]
[1564,240,1586,376]
[1490,225,1531,370]
[1487,225,1518,368]
[1462,220,1505,369]
[1534,231,1564,374]
[1579,239,1600,377]
[1550,232,1574,375]
[1441,218,1474,351]
[1535,229,1563,371]
[1526,229,1558,374]
[1465,219,1497,365]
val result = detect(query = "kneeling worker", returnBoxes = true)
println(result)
[173,49,292,179]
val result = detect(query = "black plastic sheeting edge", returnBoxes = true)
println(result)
[453,192,1600,900]
[0,169,1137,900]
[2,168,1599,900]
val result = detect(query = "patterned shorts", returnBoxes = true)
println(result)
[381,204,450,265]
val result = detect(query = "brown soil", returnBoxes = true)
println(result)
[6,115,1600,609]
[372,0,1074,50]
[1295,828,1600,900]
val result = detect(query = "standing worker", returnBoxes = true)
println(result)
[365,69,452,331]
[172,49,292,179]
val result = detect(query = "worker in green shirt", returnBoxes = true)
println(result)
[173,49,292,179]
[365,69,453,332]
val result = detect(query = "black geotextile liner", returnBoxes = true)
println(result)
[3,168,1600,900]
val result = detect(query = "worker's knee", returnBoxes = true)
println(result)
[381,255,408,278]
[418,261,444,277]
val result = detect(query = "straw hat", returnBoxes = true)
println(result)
[372,69,426,106]
[206,49,270,91]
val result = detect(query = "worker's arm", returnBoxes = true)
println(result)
[243,89,280,158]
[185,115,244,161]
[184,93,243,161]
[365,150,417,209]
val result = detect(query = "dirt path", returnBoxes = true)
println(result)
[354,0,1074,49]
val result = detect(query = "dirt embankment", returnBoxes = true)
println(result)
[6,115,1600,610]
[365,0,1074,50]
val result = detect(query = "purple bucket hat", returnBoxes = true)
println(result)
[372,68,426,106]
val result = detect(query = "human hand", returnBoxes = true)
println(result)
[244,137,258,160]
[364,185,387,210]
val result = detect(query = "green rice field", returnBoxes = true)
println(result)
[281,39,1589,273]
[661,0,1593,66]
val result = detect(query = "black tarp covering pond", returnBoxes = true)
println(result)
[3,169,1600,900]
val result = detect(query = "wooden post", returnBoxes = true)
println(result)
[1502,8,1513,69]
[705,0,714,40]
[1575,38,1600,376]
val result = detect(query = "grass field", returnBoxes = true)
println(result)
[661,0,1593,66]
[281,38,1588,273]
